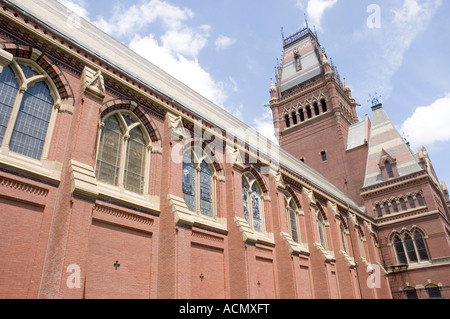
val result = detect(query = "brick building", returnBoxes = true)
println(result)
[0,0,448,299]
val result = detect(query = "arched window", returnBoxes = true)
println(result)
[317,211,327,249]
[376,204,383,217]
[284,114,290,128]
[400,198,407,211]
[384,203,391,215]
[291,112,298,125]
[285,194,300,243]
[242,172,264,233]
[340,222,348,253]
[0,60,59,160]
[321,99,328,113]
[417,194,425,206]
[299,109,305,122]
[408,196,416,209]
[182,149,215,218]
[392,201,399,213]
[404,233,418,263]
[394,235,407,265]
[414,231,429,261]
[385,161,394,179]
[96,112,149,195]
[313,102,320,116]
[306,105,312,119]
[404,287,418,299]
[426,284,442,299]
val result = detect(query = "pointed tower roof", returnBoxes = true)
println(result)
[363,104,423,188]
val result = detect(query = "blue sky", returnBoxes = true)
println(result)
[58,0,450,188]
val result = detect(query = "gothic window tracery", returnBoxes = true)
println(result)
[96,111,149,195]
[392,230,430,265]
[242,172,265,233]
[182,149,216,218]
[285,193,300,243]
[0,59,59,160]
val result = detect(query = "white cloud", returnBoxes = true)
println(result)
[215,36,236,51]
[93,0,193,36]
[297,0,338,31]
[57,0,90,20]
[253,108,278,144]
[400,94,450,148]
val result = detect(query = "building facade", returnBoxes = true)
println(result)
[0,0,448,300]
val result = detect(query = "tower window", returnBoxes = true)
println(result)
[376,205,383,217]
[314,102,320,116]
[294,53,302,71]
[417,194,424,206]
[306,106,312,119]
[392,201,399,213]
[292,112,298,125]
[384,203,391,215]
[299,109,305,122]
[400,198,407,211]
[408,196,416,209]
[321,151,327,162]
[386,161,394,179]
[321,99,328,113]
[285,114,290,128]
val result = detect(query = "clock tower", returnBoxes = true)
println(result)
[269,27,369,205]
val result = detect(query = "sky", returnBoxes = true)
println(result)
[57,0,450,188]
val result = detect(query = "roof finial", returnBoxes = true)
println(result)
[304,13,309,29]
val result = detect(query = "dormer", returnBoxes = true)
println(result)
[378,149,399,181]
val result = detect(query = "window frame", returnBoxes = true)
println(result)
[242,172,266,234]
[285,193,301,244]
[182,147,218,219]
[95,111,152,196]
[0,58,60,162]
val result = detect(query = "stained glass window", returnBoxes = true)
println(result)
[96,115,122,186]
[182,151,196,212]
[404,234,418,263]
[394,236,407,265]
[96,112,150,195]
[0,61,56,161]
[242,179,250,223]
[414,232,429,261]
[0,66,19,144]
[288,200,299,243]
[251,183,262,233]
[124,127,146,194]
[199,161,213,217]
[242,173,264,233]
[317,212,327,248]
[9,81,54,160]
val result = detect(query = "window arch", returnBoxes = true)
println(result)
[392,230,430,265]
[408,196,416,209]
[376,204,383,217]
[426,284,442,299]
[284,114,290,128]
[0,59,60,160]
[321,99,328,113]
[242,172,265,233]
[385,161,394,179]
[291,112,298,125]
[182,148,216,218]
[96,111,150,195]
[285,193,300,243]
[317,210,327,249]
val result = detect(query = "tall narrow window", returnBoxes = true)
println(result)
[285,194,300,243]
[340,222,348,253]
[394,235,407,265]
[182,149,216,218]
[314,102,320,116]
[376,205,383,217]
[392,201,399,213]
[321,99,328,113]
[385,161,394,179]
[417,194,424,206]
[400,198,407,211]
[291,112,298,125]
[404,234,418,263]
[285,115,290,128]
[321,151,328,162]
[414,232,429,261]
[384,203,391,215]
[242,173,264,233]
[306,105,312,119]
[0,61,59,160]
[408,196,416,209]
[96,112,150,195]
[294,53,302,71]
[299,109,305,122]
[317,211,327,248]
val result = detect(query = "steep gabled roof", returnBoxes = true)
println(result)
[363,104,423,188]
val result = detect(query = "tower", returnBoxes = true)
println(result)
[270,27,369,205]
